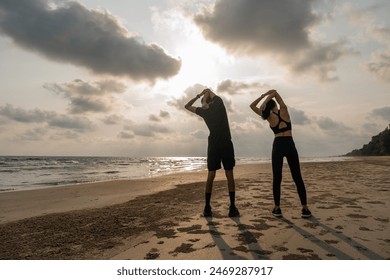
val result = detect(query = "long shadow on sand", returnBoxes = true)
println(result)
[281,216,384,260]
[231,217,270,260]
[205,217,269,260]
[310,216,385,260]
[205,217,245,260]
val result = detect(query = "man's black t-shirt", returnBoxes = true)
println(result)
[195,95,231,146]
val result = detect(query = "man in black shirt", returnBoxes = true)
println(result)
[185,88,239,217]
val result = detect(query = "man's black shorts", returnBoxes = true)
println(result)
[207,140,235,171]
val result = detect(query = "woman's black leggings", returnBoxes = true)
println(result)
[272,136,307,206]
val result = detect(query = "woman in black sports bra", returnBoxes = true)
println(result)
[250,90,311,218]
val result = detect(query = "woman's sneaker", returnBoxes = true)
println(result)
[272,208,282,217]
[301,208,312,218]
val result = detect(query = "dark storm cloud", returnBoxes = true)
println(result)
[0,0,181,82]
[217,79,267,95]
[194,0,354,81]
[44,79,127,114]
[0,104,94,132]
[195,0,318,53]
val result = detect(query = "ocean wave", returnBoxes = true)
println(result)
[3,156,345,192]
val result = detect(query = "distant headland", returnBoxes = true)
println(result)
[345,125,390,156]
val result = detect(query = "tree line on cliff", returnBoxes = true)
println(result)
[345,125,390,156]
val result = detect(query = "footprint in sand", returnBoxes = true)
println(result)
[144,248,160,259]
[169,243,196,256]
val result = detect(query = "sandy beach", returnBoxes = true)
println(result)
[0,157,389,260]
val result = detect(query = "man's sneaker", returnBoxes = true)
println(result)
[203,205,212,217]
[301,208,312,218]
[272,208,282,217]
[228,206,240,217]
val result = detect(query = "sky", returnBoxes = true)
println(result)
[0,0,389,158]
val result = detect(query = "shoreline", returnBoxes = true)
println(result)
[0,155,355,193]
[0,157,389,259]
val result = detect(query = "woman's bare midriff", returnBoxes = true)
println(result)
[274,130,292,137]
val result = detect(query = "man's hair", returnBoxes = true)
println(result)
[201,96,213,104]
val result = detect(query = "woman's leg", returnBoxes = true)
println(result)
[272,141,284,207]
[285,142,307,206]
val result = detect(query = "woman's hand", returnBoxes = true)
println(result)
[265,89,276,96]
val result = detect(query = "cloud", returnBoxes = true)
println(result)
[167,84,236,112]
[47,114,94,131]
[191,129,208,140]
[168,83,207,111]
[118,131,135,140]
[343,3,390,43]
[121,120,171,138]
[168,83,235,113]
[316,116,352,136]
[149,110,171,122]
[159,110,171,119]
[193,0,355,81]
[367,49,390,83]
[44,79,127,114]
[0,104,94,132]
[216,79,268,95]
[149,114,160,122]
[342,3,390,82]
[132,123,171,137]
[371,106,390,121]
[0,104,47,123]
[19,127,48,141]
[289,107,311,125]
[101,114,123,125]
[0,0,181,82]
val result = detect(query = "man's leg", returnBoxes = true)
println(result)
[225,169,235,192]
[225,169,239,217]
[206,170,216,194]
[221,140,238,217]
[225,169,236,206]
[204,171,215,217]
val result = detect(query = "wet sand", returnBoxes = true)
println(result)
[0,157,389,260]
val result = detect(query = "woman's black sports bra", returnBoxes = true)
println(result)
[270,110,292,134]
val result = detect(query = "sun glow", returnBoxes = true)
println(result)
[173,33,231,89]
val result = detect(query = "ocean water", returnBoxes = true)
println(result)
[0,156,346,192]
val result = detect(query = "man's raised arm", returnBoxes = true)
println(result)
[184,94,201,113]
[184,89,209,113]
